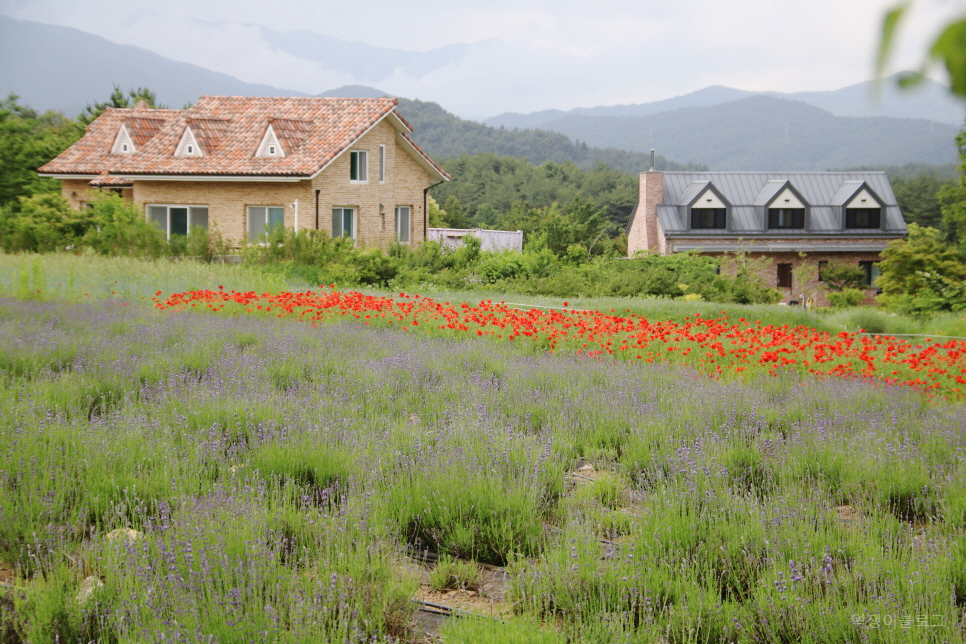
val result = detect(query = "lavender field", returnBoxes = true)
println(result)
[1,296,965,643]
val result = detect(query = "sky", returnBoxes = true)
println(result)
[1,0,963,119]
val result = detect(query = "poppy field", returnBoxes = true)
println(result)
[156,286,966,402]
[2,273,966,643]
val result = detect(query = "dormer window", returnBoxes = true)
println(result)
[111,124,136,155]
[843,186,883,229]
[769,208,805,228]
[174,126,204,158]
[686,185,728,229]
[255,124,285,158]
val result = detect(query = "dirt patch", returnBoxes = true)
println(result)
[835,505,861,522]
[412,585,512,618]
[0,562,15,585]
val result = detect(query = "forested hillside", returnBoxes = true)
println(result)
[396,98,705,174]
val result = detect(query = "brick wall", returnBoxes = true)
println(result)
[707,248,885,306]
[121,119,435,248]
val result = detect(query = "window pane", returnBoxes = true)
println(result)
[148,206,167,232]
[332,208,343,237]
[268,207,284,230]
[359,151,367,181]
[350,153,358,181]
[691,208,725,229]
[343,208,354,238]
[396,207,410,243]
[248,206,266,239]
[777,264,792,288]
[379,146,386,182]
[170,208,188,237]
[190,207,208,230]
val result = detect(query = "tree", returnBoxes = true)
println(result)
[819,261,866,292]
[79,85,164,125]
[0,94,83,206]
[939,127,966,247]
[876,223,966,312]
[891,172,952,232]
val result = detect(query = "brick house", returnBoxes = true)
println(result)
[38,96,448,247]
[627,170,908,305]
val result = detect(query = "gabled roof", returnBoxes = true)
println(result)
[39,96,448,181]
[753,180,787,207]
[678,180,711,206]
[830,180,881,207]
[123,117,167,147]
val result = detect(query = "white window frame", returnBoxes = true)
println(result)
[246,205,286,241]
[175,127,203,158]
[111,123,136,155]
[349,150,368,183]
[395,206,411,244]
[255,124,285,158]
[332,207,356,240]
[146,204,209,240]
[379,144,386,183]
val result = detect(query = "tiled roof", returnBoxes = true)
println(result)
[123,117,168,148]
[88,172,132,186]
[39,96,448,180]
[269,118,314,155]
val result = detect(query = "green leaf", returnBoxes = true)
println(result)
[876,4,908,77]
[929,18,966,98]
[896,70,926,89]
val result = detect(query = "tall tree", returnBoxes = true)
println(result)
[0,94,82,207]
[79,85,164,125]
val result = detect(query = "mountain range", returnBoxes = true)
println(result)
[0,14,961,172]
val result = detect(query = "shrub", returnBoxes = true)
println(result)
[827,288,864,308]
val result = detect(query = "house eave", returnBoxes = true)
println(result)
[108,174,306,183]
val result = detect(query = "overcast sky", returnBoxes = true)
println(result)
[1,0,962,118]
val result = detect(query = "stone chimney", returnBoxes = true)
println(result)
[627,169,665,257]
[134,99,150,110]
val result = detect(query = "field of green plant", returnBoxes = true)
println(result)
[1,254,966,643]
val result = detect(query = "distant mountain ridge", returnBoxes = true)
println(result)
[486,76,965,129]
[0,15,308,117]
[536,95,957,171]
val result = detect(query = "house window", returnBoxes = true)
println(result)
[395,206,411,243]
[691,208,726,229]
[768,208,804,229]
[379,145,386,183]
[350,150,368,182]
[247,206,285,240]
[269,145,276,155]
[859,261,881,289]
[846,208,881,229]
[147,204,209,239]
[332,207,355,239]
[777,263,792,289]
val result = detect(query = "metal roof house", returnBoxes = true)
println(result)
[627,170,907,304]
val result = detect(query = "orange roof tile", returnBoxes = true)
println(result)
[39,96,448,180]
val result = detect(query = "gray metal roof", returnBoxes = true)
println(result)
[656,171,906,238]
[752,180,788,207]
[677,180,712,206]
[830,180,868,206]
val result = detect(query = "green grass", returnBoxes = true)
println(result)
[0,251,283,303]
[2,254,966,642]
